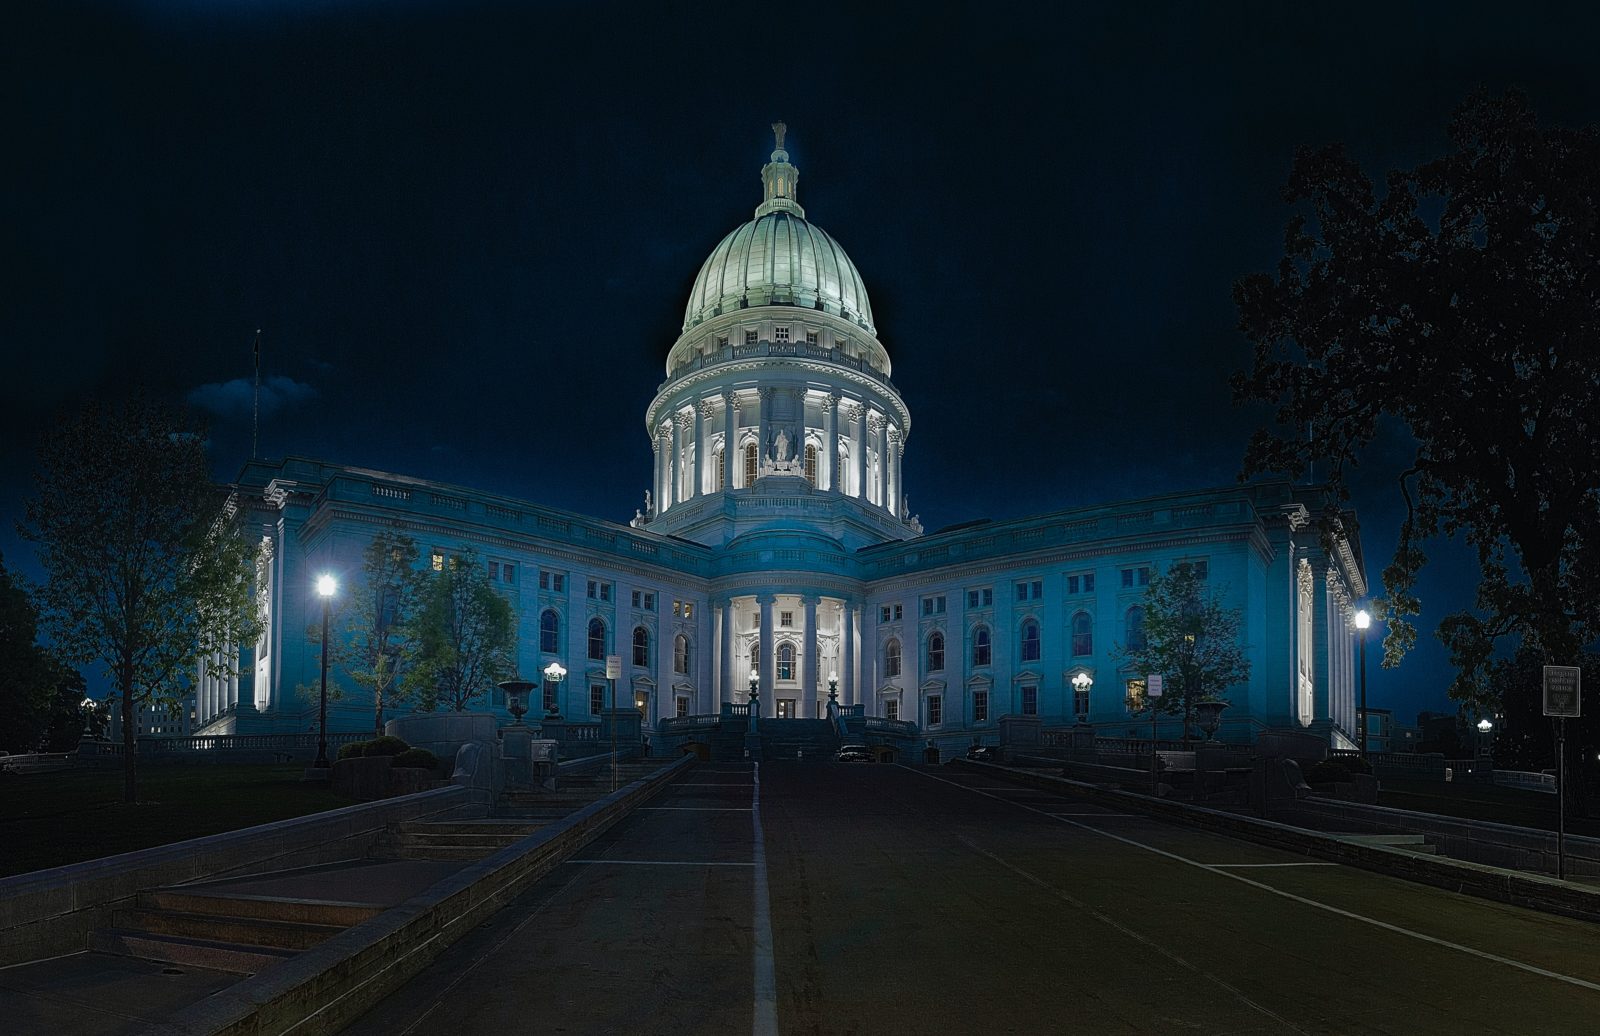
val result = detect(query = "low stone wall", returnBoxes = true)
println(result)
[0,787,475,968]
[147,754,695,1036]
[953,759,1600,924]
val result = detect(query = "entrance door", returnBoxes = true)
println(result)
[777,698,796,719]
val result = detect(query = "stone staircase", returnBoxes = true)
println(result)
[370,819,545,861]
[758,718,841,761]
[91,887,367,975]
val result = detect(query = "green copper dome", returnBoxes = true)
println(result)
[681,125,876,335]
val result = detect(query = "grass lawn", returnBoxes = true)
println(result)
[1378,776,1600,837]
[0,764,349,878]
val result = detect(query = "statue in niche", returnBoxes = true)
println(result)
[643,489,652,513]
[772,429,791,464]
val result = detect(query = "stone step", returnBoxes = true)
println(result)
[393,820,543,836]
[369,845,501,862]
[385,831,532,847]
[141,889,383,928]
[110,907,342,951]
[90,928,297,975]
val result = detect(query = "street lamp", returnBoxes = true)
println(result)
[827,670,839,719]
[1354,608,1371,759]
[748,665,760,707]
[1071,671,1093,724]
[542,660,567,716]
[315,574,337,769]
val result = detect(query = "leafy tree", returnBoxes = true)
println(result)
[1234,90,1600,711]
[413,548,514,712]
[330,531,428,735]
[1115,562,1252,741]
[20,396,261,801]
[0,554,66,752]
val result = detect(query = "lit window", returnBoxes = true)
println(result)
[676,696,689,718]
[778,642,796,680]
[717,447,726,490]
[1125,679,1146,712]
[885,699,899,721]
[1021,685,1038,715]
[774,326,790,342]
[632,626,649,667]
[539,609,560,653]
[431,552,444,572]
[745,443,758,485]
[1072,612,1093,657]
[973,627,992,666]
[804,444,817,487]
[885,638,902,678]
[1074,680,1091,718]
[1020,620,1041,662]
[927,695,943,726]
[674,634,689,674]
[974,690,989,724]
[927,631,945,672]
[587,618,606,660]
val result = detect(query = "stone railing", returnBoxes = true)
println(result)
[837,703,864,717]
[723,702,753,718]
[657,715,722,734]
[77,731,370,758]
[865,717,918,737]
[1494,769,1557,793]
[663,339,899,396]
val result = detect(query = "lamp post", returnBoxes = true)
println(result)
[1071,671,1093,724]
[827,670,839,718]
[542,660,567,716]
[1354,608,1371,759]
[315,574,337,769]
[1477,717,1494,770]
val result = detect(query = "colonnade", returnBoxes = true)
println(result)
[712,593,863,717]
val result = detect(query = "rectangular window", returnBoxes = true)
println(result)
[780,610,794,628]
[966,587,993,608]
[806,331,818,346]
[673,600,682,616]
[717,335,730,348]
[1021,685,1038,716]
[774,326,790,342]
[542,679,558,712]
[927,695,943,727]
[1122,567,1151,589]
[880,604,903,623]
[1193,560,1208,580]
[1125,679,1146,712]
[974,690,989,724]
[745,329,758,345]
[488,561,499,581]
[632,590,642,608]
[676,696,689,718]
[1068,573,1093,594]
[1074,683,1092,719]
[1015,580,1043,602]
[431,552,444,572]
[503,563,516,584]
[921,595,946,617]
[590,685,605,715]
[588,580,612,601]
[885,699,899,721]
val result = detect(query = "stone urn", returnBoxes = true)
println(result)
[1195,699,1229,742]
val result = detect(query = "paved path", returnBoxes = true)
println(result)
[340,762,1600,1035]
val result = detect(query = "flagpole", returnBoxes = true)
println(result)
[252,328,262,460]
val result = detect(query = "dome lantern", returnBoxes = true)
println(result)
[756,121,804,219]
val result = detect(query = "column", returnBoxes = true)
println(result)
[650,438,661,516]
[886,426,900,516]
[695,400,713,496]
[712,604,723,707]
[721,392,738,492]
[671,410,686,506]
[853,405,867,500]
[658,426,672,512]
[724,598,740,705]
[757,388,773,477]
[758,594,776,717]
[867,413,884,506]
[823,393,840,492]
[842,600,857,707]
[803,596,820,716]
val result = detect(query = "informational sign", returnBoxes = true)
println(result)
[1146,674,1164,699]
[1544,666,1582,718]
[605,655,622,681]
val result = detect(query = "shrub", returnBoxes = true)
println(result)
[1342,756,1373,776]
[364,735,410,757]
[337,741,368,760]
[1304,759,1351,784]
[393,747,438,771]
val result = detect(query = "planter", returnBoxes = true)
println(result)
[332,755,393,801]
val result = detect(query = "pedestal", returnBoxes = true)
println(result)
[501,725,533,789]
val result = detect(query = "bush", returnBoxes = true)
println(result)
[337,741,368,760]
[392,747,438,771]
[364,735,410,757]
[1304,759,1351,784]
[1342,756,1373,776]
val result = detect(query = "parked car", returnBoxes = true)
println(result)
[836,744,873,763]
[965,744,1000,762]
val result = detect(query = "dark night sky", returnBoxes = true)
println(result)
[7,0,1599,720]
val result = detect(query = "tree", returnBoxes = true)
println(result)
[20,396,261,802]
[1234,90,1600,711]
[413,548,514,712]
[0,554,67,753]
[1114,563,1252,742]
[329,531,428,735]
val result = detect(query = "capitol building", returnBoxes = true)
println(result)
[203,127,1367,755]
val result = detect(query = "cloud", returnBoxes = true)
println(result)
[187,375,317,418]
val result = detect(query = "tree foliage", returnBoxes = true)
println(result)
[330,531,428,735]
[20,396,261,801]
[413,548,514,712]
[1114,563,1251,738]
[0,554,78,753]
[1233,90,1600,711]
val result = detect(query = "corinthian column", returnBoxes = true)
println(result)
[721,393,738,491]
[823,393,839,492]
[803,595,820,715]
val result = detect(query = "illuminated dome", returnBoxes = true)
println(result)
[681,127,875,334]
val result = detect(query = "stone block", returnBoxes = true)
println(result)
[332,756,394,801]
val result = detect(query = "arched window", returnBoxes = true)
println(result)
[744,442,758,486]
[1071,612,1093,657]
[1020,619,1041,662]
[927,631,945,672]
[632,626,650,667]
[716,446,726,490]
[885,638,902,678]
[540,609,560,653]
[749,645,760,684]
[804,443,818,487]
[1125,607,1146,652]
[587,618,606,661]
[674,633,689,674]
[777,642,796,680]
[973,626,992,667]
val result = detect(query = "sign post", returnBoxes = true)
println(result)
[606,655,623,792]
[1146,675,1164,796]
[1543,665,1582,880]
